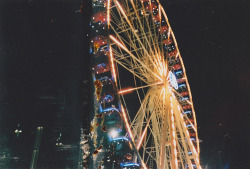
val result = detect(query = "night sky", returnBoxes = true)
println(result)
[0,0,249,168]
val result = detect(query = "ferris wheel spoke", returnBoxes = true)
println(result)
[112,0,163,74]
[110,35,162,82]
[136,89,165,150]
[113,54,149,84]
[111,42,151,80]
[129,0,162,63]
[130,87,162,147]
[122,0,157,58]
[118,81,162,95]
[140,1,165,66]
[131,91,153,141]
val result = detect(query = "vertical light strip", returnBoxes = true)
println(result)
[109,47,117,83]
[168,27,171,38]
[159,4,162,21]
[107,0,111,28]
[170,97,178,168]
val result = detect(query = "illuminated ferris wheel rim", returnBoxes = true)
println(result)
[95,0,203,168]
[107,0,197,120]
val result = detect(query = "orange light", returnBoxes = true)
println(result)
[109,48,117,83]
[173,139,176,147]
[136,128,146,150]
[107,0,111,28]
[136,121,150,150]
[121,106,135,144]
[115,1,127,20]
[121,106,148,169]
[118,87,135,94]
[159,4,161,21]
[110,35,129,53]
[115,1,161,79]
[175,158,178,168]
[119,81,163,95]
[142,161,147,169]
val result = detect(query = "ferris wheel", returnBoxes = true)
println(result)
[91,0,201,168]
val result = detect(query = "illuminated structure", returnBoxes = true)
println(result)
[90,0,201,168]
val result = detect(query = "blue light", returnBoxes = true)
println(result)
[184,110,192,114]
[99,76,109,81]
[102,107,119,113]
[180,97,189,101]
[123,163,140,167]
[178,84,186,88]
[169,72,178,89]
[175,71,183,74]
[112,137,129,141]
[90,47,92,53]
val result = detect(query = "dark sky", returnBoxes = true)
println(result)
[0,0,89,128]
[0,0,249,168]
[0,0,91,168]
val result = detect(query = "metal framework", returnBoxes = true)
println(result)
[108,0,201,168]
[90,0,201,168]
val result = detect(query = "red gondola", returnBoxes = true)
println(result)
[91,36,107,46]
[177,78,186,83]
[168,49,177,58]
[180,91,189,96]
[189,118,194,123]
[145,1,157,12]
[162,38,172,45]
[182,105,192,110]
[172,64,182,70]
[158,25,168,33]
[152,14,160,22]
[189,132,196,137]
[92,11,107,23]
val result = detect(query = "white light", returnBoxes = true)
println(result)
[109,129,118,138]
[169,71,178,89]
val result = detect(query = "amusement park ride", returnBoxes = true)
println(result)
[87,0,202,168]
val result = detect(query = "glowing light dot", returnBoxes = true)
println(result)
[172,124,175,129]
